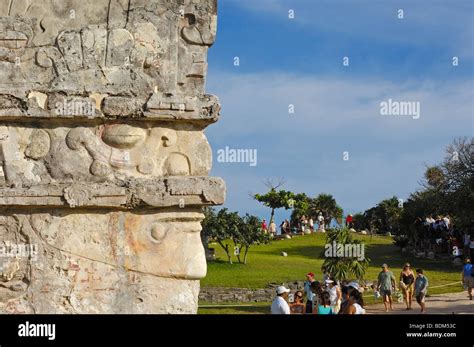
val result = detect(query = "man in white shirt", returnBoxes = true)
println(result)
[443,215,450,230]
[271,286,291,314]
[318,212,325,232]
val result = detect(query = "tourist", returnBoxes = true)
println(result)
[289,290,306,314]
[309,217,314,232]
[326,278,342,314]
[399,263,415,310]
[345,289,366,314]
[321,266,331,283]
[443,215,451,231]
[470,235,474,259]
[463,231,471,256]
[304,272,316,313]
[414,269,429,314]
[339,285,351,314]
[271,286,291,314]
[283,219,291,234]
[462,258,473,300]
[376,263,397,312]
[279,221,285,236]
[300,215,307,234]
[424,216,435,234]
[314,291,333,315]
[261,219,268,233]
[268,220,276,237]
[317,212,325,232]
[310,281,323,308]
[345,214,353,229]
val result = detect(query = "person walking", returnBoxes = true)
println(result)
[303,272,316,313]
[462,258,473,300]
[414,269,429,314]
[271,286,291,314]
[376,263,397,312]
[399,263,415,310]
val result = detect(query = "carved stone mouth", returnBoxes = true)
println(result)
[0,31,28,49]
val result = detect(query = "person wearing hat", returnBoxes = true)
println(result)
[462,258,473,300]
[339,282,362,314]
[304,272,316,313]
[271,286,291,314]
[376,263,397,312]
[326,278,342,314]
[399,263,415,310]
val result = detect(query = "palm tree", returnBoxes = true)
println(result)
[320,228,370,281]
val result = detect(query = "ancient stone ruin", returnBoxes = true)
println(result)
[0,0,225,313]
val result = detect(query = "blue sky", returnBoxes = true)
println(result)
[205,0,474,224]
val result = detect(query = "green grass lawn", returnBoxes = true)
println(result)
[199,234,464,314]
[202,233,463,293]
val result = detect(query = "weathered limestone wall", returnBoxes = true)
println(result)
[0,0,224,314]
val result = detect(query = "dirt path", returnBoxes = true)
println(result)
[366,291,473,314]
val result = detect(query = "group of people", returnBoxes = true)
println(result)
[261,214,327,239]
[296,214,326,234]
[423,215,451,232]
[271,271,365,315]
[376,263,429,313]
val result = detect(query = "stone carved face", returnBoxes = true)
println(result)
[0,0,217,96]
[36,210,207,280]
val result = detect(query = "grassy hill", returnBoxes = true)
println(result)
[202,233,462,293]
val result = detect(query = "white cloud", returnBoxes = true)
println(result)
[206,71,473,216]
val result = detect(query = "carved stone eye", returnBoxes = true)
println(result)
[149,223,167,244]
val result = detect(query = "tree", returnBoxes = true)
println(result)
[254,179,295,224]
[290,193,311,226]
[320,228,370,281]
[201,208,241,264]
[310,193,343,228]
[371,137,473,253]
[233,214,271,264]
[352,213,368,231]
[360,196,403,234]
[201,208,269,264]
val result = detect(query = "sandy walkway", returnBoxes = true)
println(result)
[366,291,473,314]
